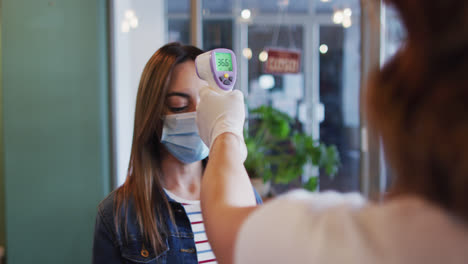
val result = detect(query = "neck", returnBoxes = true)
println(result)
[161,154,203,201]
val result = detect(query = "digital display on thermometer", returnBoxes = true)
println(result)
[215,52,233,72]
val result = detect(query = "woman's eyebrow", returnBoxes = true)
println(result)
[166,92,190,99]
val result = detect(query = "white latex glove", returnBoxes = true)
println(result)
[196,87,247,161]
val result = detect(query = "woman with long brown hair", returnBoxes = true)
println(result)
[194,0,468,263]
[92,42,261,263]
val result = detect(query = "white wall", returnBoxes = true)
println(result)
[112,0,166,187]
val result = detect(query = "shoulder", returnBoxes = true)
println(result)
[96,188,146,227]
[234,190,367,264]
[357,197,468,263]
[360,197,468,244]
[243,189,366,220]
[251,189,366,217]
[241,189,366,229]
[94,189,122,240]
[96,188,136,233]
[95,189,144,246]
[97,189,119,221]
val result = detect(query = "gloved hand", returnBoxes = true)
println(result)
[196,87,247,161]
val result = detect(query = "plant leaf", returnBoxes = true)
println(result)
[304,177,318,191]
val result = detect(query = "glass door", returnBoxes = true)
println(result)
[238,3,362,193]
[245,24,305,125]
[318,24,361,192]
[166,0,364,194]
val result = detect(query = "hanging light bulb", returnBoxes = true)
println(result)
[122,9,139,32]
[259,51,269,62]
[343,8,352,17]
[121,21,130,33]
[259,75,275,90]
[333,11,344,24]
[319,44,329,54]
[125,9,135,20]
[243,48,253,60]
[343,16,352,28]
[241,9,251,19]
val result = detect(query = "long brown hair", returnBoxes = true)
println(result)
[114,43,204,254]
[366,0,468,221]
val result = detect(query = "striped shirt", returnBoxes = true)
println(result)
[165,189,217,264]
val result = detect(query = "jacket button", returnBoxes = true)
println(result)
[141,249,149,257]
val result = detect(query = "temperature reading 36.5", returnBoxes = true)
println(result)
[215,52,233,72]
[218,59,230,67]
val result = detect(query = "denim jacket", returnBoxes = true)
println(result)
[92,188,262,264]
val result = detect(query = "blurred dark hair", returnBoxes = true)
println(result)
[366,0,468,221]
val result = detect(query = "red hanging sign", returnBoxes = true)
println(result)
[263,48,301,74]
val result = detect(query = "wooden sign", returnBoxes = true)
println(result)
[264,48,301,74]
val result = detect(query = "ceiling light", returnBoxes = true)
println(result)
[319,44,329,54]
[242,48,253,60]
[343,17,352,28]
[333,11,344,24]
[343,8,352,17]
[241,9,251,19]
[259,75,275,90]
[259,51,268,62]
[125,10,135,19]
[121,21,130,33]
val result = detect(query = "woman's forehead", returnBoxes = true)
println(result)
[167,61,205,95]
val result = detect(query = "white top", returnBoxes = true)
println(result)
[235,190,468,264]
[165,189,217,264]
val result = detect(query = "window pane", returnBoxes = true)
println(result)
[382,5,405,63]
[165,0,363,196]
[202,0,233,14]
[318,23,361,192]
[168,19,190,44]
[316,0,360,14]
[247,25,303,94]
[241,0,309,14]
[167,0,190,45]
[203,20,233,50]
[167,0,190,14]
[246,25,306,195]
[381,4,405,189]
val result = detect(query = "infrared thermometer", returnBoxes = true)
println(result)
[195,48,237,93]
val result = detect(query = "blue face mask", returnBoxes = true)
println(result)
[161,112,209,164]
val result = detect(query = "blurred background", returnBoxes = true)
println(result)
[0,0,404,263]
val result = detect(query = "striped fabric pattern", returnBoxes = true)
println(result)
[165,190,217,264]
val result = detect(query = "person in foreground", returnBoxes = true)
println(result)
[196,1,468,263]
[92,43,261,264]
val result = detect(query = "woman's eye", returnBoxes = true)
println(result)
[169,106,188,113]
[166,95,189,113]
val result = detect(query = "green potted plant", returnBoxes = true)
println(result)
[244,105,340,196]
